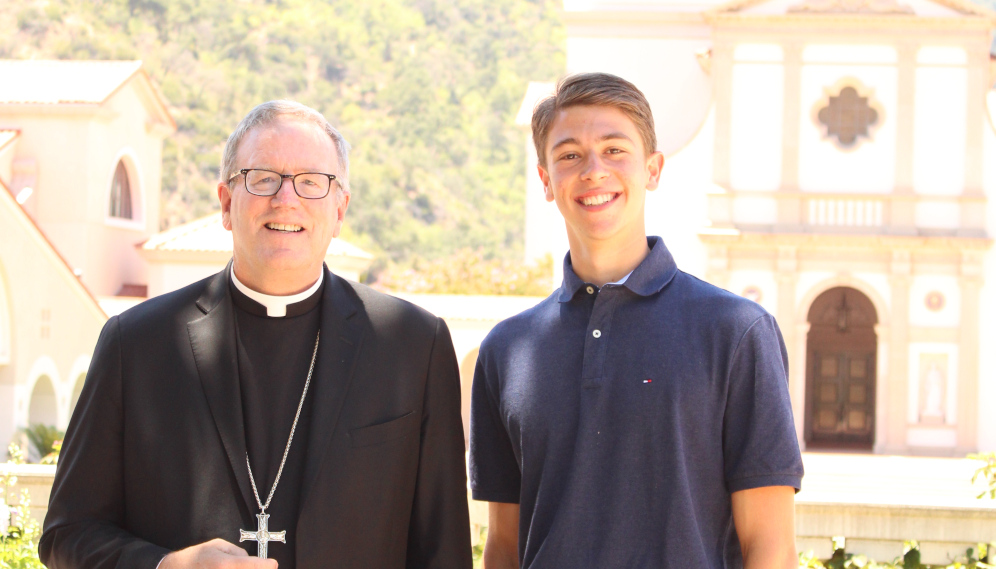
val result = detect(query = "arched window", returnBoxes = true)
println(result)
[108,160,133,219]
[28,375,58,428]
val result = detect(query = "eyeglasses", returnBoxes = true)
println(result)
[230,168,337,199]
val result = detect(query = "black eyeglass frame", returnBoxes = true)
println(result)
[228,168,338,199]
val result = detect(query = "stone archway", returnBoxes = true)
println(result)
[805,287,878,450]
[28,375,58,428]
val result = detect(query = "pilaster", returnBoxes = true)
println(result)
[886,250,911,453]
[957,252,983,453]
[873,323,891,454]
[960,46,988,237]
[775,246,801,444]
[891,42,916,235]
[778,43,803,230]
[705,245,730,290]
[794,322,810,447]
[713,42,734,190]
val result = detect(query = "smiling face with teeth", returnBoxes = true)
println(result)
[537,104,664,271]
[218,117,349,295]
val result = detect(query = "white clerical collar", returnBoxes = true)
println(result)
[230,267,324,318]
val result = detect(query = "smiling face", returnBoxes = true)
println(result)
[217,117,349,295]
[537,105,663,254]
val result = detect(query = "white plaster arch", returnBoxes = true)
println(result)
[27,375,58,430]
[103,146,147,230]
[66,354,91,425]
[18,355,62,428]
[796,275,889,452]
[796,274,890,327]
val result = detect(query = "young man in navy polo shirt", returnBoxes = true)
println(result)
[469,73,803,568]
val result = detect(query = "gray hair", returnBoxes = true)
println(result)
[220,100,351,194]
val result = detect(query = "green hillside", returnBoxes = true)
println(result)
[0,0,565,266]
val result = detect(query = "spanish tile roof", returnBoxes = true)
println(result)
[141,212,375,260]
[0,60,143,105]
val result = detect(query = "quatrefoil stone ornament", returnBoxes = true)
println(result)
[817,86,879,147]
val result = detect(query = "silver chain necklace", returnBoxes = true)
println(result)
[238,329,320,559]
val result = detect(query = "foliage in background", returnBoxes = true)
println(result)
[373,249,552,295]
[472,526,486,568]
[799,539,993,569]
[21,425,62,465]
[0,444,45,569]
[970,452,996,499]
[0,0,564,267]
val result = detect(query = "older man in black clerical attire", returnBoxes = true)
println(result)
[40,101,472,569]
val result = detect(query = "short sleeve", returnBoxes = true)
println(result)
[723,314,804,493]
[468,351,521,503]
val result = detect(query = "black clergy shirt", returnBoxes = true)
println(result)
[231,276,323,569]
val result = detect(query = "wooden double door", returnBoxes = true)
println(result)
[805,287,878,450]
[806,350,876,448]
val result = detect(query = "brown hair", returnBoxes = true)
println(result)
[531,72,657,167]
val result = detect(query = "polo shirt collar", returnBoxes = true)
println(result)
[557,236,678,302]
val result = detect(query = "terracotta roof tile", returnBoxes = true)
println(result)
[0,60,143,105]
[142,212,374,260]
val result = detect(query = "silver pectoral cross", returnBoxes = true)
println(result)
[239,513,286,559]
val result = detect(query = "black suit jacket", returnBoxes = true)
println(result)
[40,267,472,569]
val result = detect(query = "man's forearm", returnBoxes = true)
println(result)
[742,539,797,569]
[732,486,797,569]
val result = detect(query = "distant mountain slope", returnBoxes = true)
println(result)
[0,0,565,264]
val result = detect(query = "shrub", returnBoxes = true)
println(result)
[0,443,45,569]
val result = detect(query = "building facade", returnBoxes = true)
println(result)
[521,0,996,455]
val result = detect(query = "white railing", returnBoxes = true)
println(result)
[807,197,884,227]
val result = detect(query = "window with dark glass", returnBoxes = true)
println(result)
[109,160,133,219]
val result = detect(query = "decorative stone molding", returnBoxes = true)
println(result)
[788,0,913,15]
[698,229,993,253]
[924,291,946,312]
[812,78,885,151]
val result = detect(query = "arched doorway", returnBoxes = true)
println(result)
[805,287,878,450]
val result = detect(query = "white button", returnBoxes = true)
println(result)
[592,330,601,338]
[586,286,595,294]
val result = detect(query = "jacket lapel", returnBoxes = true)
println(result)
[187,266,255,515]
[300,268,366,505]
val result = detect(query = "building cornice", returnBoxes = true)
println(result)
[705,13,995,29]
[699,229,994,251]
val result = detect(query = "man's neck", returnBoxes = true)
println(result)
[567,233,650,287]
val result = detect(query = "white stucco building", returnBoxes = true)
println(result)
[520,0,996,456]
